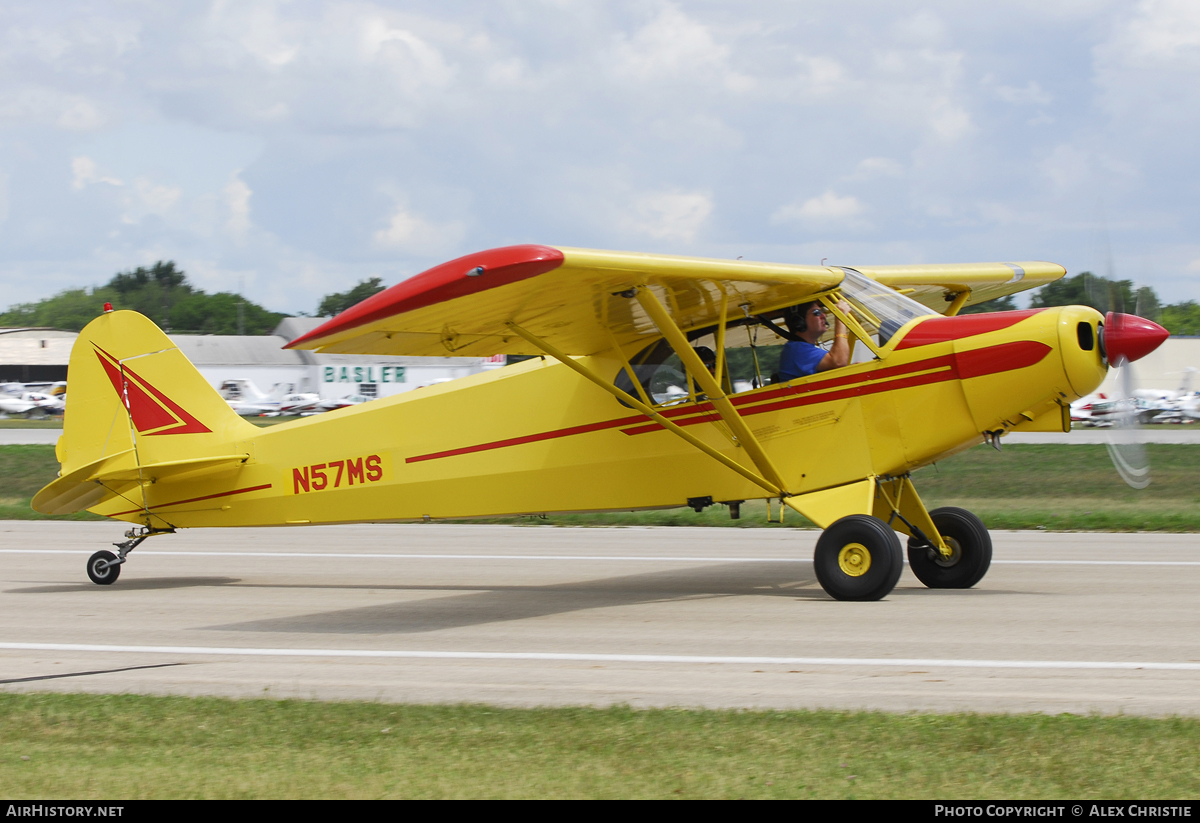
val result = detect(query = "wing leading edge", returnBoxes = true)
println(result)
[287,245,1064,358]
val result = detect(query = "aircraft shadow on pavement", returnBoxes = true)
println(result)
[205,561,823,636]
[8,577,241,594]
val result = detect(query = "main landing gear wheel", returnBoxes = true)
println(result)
[906,507,992,589]
[813,515,903,601]
[87,550,121,585]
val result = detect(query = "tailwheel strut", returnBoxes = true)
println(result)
[86,526,175,586]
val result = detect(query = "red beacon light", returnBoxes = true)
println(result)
[103,303,113,313]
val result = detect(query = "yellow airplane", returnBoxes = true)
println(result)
[33,245,1169,600]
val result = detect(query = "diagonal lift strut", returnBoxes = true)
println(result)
[504,319,784,498]
[633,287,791,494]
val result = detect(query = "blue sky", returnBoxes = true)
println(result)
[2,0,1198,316]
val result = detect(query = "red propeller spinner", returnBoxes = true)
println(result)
[1102,312,1169,364]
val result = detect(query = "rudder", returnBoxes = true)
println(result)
[39,310,259,514]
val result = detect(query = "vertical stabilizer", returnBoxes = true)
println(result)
[58,310,259,479]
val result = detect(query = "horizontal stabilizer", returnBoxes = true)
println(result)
[32,449,138,515]
[97,453,249,483]
[32,452,248,516]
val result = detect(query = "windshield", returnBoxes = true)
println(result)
[611,269,940,406]
[835,268,938,346]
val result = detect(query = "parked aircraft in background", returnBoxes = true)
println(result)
[1072,368,1199,426]
[279,392,322,415]
[0,390,65,417]
[305,394,373,414]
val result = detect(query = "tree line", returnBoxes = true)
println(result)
[1,262,1197,336]
[0,262,285,335]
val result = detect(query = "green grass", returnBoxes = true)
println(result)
[904,443,1200,532]
[1,694,1197,799]
[458,443,1200,531]
[0,417,64,428]
[4,443,1199,530]
[0,445,104,520]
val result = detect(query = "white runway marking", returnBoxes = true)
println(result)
[1,549,805,563]
[2,549,1199,566]
[3,642,1199,671]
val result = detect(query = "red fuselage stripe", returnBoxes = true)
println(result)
[405,341,1052,463]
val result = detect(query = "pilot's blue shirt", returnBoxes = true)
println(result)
[778,340,826,382]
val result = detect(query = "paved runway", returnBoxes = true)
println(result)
[1,522,1198,715]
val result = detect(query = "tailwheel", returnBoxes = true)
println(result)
[87,550,121,585]
[814,515,903,601]
[906,507,992,589]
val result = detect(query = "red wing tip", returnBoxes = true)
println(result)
[286,244,564,349]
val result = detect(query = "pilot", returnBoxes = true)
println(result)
[772,300,852,382]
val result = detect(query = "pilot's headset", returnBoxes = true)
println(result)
[783,301,820,336]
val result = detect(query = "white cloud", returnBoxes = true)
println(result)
[648,113,743,150]
[128,177,181,219]
[928,97,973,141]
[1118,0,1200,66]
[850,157,904,179]
[772,191,865,225]
[208,0,299,69]
[360,16,456,91]
[70,156,122,190]
[614,5,728,80]
[893,10,948,45]
[373,204,464,256]
[625,190,713,242]
[610,4,752,92]
[995,80,1054,106]
[1039,144,1140,195]
[225,172,252,244]
[2,1,1199,315]
[485,57,528,87]
[792,54,849,96]
[1040,144,1092,194]
[0,87,104,131]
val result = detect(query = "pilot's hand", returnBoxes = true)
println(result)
[834,299,852,320]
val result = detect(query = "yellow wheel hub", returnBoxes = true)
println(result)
[837,543,871,577]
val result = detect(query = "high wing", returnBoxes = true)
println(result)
[854,262,1065,315]
[287,245,1064,357]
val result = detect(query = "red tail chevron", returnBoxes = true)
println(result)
[93,344,211,435]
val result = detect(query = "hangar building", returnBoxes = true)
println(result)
[0,318,505,400]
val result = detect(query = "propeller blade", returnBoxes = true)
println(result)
[1105,356,1150,489]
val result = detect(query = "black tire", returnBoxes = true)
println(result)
[87,550,120,585]
[813,515,904,601]
[906,507,992,589]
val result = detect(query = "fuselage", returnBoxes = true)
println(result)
[90,305,1106,528]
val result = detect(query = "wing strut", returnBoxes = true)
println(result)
[633,287,791,494]
[504,321,783,497]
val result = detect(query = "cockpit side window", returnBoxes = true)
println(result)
[615,340,691,406]
[614,333,783,408]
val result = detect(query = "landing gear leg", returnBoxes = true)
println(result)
[906,508,992,589]
[874,475,992,590]
[85,526,175,586]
